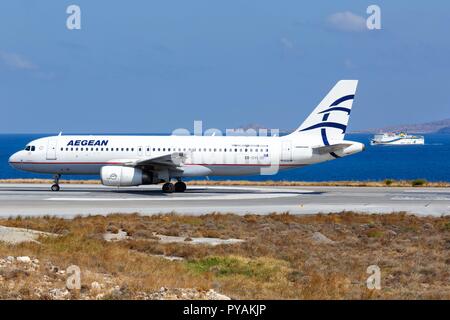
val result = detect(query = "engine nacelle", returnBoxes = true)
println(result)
[100,166,159,186]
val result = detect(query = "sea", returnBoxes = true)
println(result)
[1,134,449,182]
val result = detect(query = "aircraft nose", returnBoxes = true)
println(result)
[8,152,20,168]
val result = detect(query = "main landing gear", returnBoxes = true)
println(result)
[162,180,187,193]
[51,174,61,192]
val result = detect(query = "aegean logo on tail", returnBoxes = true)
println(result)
[67,140,109,146]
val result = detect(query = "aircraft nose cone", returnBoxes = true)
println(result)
[8,152,19,167]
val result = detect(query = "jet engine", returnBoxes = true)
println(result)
[100,166,159,186]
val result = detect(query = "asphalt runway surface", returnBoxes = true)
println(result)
[0,183,448,217]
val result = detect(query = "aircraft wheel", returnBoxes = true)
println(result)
[51,184,60,192]
[174,181,186,192]
[162,182,175,193]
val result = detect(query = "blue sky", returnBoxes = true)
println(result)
[1,0,449,133]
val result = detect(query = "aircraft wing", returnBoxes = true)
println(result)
[312,143,353,155]
[123,152,187,169]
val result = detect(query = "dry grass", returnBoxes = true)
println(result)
[0,212,449,299]
[1,178,449,187]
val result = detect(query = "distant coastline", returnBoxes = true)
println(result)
[349,118,450,134]
[238,119,450,135]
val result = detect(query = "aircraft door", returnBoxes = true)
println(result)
[46,138,58,160]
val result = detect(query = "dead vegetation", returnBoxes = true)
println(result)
[0,212,449,299]
[1,178,449,187]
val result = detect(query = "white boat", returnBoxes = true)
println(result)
[370,132,424,145]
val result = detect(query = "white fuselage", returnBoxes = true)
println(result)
[8,135,363,180]
[8,80,365,191]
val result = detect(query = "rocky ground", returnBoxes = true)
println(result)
[0,212,449,299]
[0,255,230,300]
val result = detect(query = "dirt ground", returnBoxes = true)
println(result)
[0,212,449,299]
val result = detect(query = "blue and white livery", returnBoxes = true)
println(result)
[9,80,364,192]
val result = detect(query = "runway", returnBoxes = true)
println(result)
[0,183,449,217]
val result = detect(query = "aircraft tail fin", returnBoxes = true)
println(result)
[289,80,358,144]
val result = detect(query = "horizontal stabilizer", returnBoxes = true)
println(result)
[312,143,352,155]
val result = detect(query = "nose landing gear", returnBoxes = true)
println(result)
[51,174,61,191]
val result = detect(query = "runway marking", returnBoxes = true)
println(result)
[404,189,450,194]
[391,196,450,201]
[190,186,313,193]
[45,193,300,202]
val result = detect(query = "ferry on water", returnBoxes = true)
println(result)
[370,132,425,145]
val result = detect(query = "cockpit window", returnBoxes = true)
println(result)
[25,146,31,151]
[25,146,35,151]
[31,146,35,151]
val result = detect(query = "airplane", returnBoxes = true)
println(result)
[8,80,364,193]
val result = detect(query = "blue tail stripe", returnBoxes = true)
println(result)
[321,128,330,146]
[330,152,340,158]
[321,128,340,159]
[319,107,351,115]
[330,94,354,107]
[322,113,330,121]
[300,122,347,133]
